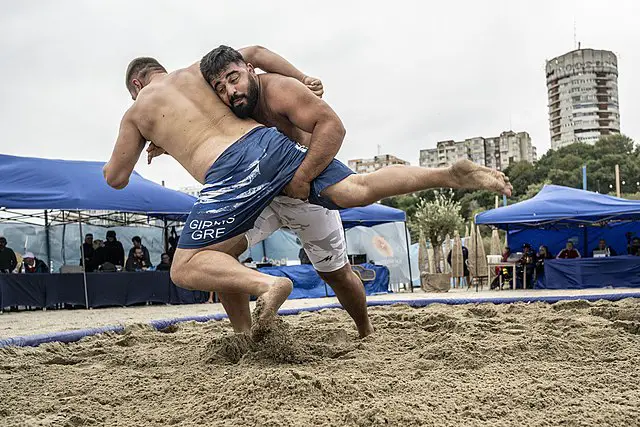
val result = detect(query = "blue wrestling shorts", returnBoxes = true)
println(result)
[177,126,354,249]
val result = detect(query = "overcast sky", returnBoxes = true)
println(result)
[2,0,638,189]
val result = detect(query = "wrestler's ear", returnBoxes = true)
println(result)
[245,63,256,75]
[132,79,142,91]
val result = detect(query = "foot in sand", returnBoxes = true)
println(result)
[449,159,512,197]
[359,323,375,339]
[251,277,293,342]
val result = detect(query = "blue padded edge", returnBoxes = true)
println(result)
[2,291,639,349]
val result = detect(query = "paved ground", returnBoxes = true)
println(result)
[2,287,639,340]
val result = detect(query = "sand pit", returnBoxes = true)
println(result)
[2,298,640,426]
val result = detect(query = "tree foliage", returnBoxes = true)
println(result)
[410,193,464,272]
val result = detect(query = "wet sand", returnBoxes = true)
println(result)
[1,297,639,426]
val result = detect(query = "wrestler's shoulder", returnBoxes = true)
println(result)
[259,73,303,91]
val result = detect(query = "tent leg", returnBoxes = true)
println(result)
[404,222,413,293]
[77,210,89,309]
[163,218,168,253]
[44,210,51,271]
[583,227,588,259]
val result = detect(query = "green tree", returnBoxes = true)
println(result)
[503,161,538,198]
[410,193,464,273]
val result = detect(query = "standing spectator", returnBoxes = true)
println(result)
[155,253,172,271]
[125,247,151,272]
[21,252,48,273]
[128,236,151,266]
[447,246,470,286]
[0,237,17,274]
[103,230,125,267]
[167,226,178,260]
[591,239,617,257]
[556,241,581,259]
[80,233,96,272]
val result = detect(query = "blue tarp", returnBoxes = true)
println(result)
[0,154,196,218]
[476,185,640,227]
[542,257,640,289]
[339,204,406,228]
[259,263,390,299]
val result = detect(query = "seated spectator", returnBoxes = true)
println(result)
[517,243,537,289]
[80,233,96,272]
[155,253,172,271]
[21,252,48,273]
[628,237,640,256]
[535,245,553,285]
[103,230,125,267]
[0,237,17,274]
[128,236,151,266]
[556,241,581,259]
[591,239,617,257]
[125,247,151,272]
[491,246,512,290]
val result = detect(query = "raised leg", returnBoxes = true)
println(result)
[318,263,374,338]
[322,160,512,208]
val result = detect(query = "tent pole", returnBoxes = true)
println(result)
[163,217,168,253]
[77,210,89,309]
[583,227,588,259]
[44,210,52,270]
[404,222,413,292]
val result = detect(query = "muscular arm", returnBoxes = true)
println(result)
[104,112,146,189]
[239,45,306,81]
[239,46,323,97]
[268,77,345,184]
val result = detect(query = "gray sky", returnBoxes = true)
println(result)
[1,0,638,189]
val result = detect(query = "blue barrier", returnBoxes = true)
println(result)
[2,291,639,348]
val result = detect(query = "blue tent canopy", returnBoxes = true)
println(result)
[339,203,406,228]
[475,185,640,228]
[0,154,196,218]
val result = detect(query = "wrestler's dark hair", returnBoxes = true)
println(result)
[200,45,245,82]
[125,57,167,92]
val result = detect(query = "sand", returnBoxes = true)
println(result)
[1,298,640,426]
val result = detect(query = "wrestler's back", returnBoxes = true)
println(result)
[134,64,260,183]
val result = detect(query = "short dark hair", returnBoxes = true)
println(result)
[0,237,6,243]
[86,233,93,238]
[125,57,167,92]
[200,45,245,82]
[132,236,142,243]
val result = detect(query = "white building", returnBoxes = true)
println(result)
[420,131,536,171]
[546,48,620,150]
[348,154,410,174]
[178,185,203,198]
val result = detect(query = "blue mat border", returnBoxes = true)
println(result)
[2,291,639,349]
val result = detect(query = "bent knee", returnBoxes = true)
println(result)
[169,253,195,289]
[318,264,356,286]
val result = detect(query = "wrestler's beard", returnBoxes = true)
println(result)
[229,77,259,119]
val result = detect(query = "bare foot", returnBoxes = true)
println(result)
[449,159,513,196]
[359,322,375,339]
[250,278,293,342]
